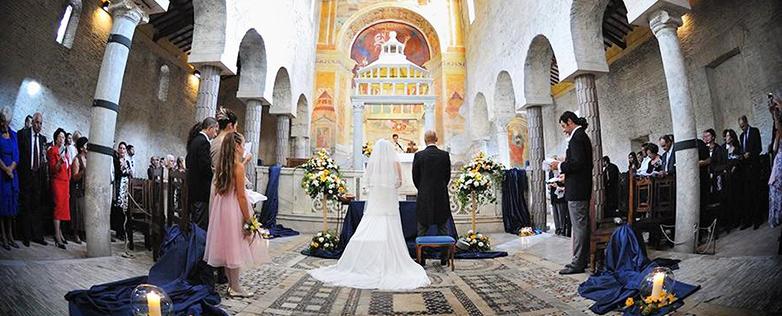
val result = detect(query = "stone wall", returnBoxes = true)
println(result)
[0,0,198,172]
[539,0,782,171]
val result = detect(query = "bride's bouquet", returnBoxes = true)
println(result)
[243,215,271,244]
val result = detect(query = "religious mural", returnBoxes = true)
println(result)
[507,115,530,168]
[350,21,431,68]
[311,90,337,153]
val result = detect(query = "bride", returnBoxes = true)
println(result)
[308,139,430,290]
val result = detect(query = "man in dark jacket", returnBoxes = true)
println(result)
[602,156,620,218]
[551,111,593,274]
[16,112,49,246]
[413,130,451,266]
[739,115,763,229]
[185,117,218,230]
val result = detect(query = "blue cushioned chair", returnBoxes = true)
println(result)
[415,236,456,271]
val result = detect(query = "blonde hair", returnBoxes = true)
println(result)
[214,132,244,194]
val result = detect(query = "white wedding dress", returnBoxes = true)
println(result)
[308,140,430,290]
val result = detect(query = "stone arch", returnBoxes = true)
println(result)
[271,67,292,112]
[493,71,516,164]
[523,35,556,106]
[236,29,268,101]
[190,0,236,73]
[471,93,491,141]
[569,0,629,75]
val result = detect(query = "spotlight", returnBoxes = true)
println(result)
[101,1,110,12]
[26,81,41,96]
[193,70,201,79]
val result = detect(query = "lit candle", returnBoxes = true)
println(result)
[147,292,162,316]
[651,272,665,299]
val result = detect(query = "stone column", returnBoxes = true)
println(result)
[294,136,307,158]
[352,102,365,169]
[527,106,547,230]
[83,0,148,257]
[575,73,605,221]
[650,9,700,253]
[194,65,221,122]
[424,101,435,132]
[244,99,263,184]
[494,118,511,166]
[275,114,291,166]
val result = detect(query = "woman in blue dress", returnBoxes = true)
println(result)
[0,108,20,250]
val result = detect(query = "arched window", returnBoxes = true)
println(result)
[158,65,170,101]
[466,0,476,24]
[55,0,81,48]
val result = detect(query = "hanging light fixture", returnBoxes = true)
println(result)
[193,70,201,79]
[101,1,110,12]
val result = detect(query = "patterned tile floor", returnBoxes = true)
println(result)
[0,225,780,315]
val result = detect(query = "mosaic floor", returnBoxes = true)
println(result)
[0,225,780,315]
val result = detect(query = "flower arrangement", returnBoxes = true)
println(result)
[362,141,373,157]
[300,149,347,201]
[454,152,505,207]
[518,227,535,237]
[243,216,270,244]
[459,230,491,252]
[624,292,678,315]
[309,230,340,252]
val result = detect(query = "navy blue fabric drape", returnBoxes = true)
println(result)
[302,201,507,259]
[65,224,227,316]
[578,225,700,315]
[260,164,299,238]
[502,168,532,234]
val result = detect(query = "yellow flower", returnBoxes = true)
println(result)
[625,297,634,307]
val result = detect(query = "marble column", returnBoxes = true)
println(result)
[424,101,435,132]
[650,9,700,253]
[244,99,263,185]
[194,65,221,122]
[275,114,291,166]
[527,106,547,230]
[352,102,365,169]
[84,0,148,257]
[494,118,511,166]
[575,73,605,221]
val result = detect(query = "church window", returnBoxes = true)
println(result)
[157,65,170,102]
[56,1,81,48]
[466,0,476,24]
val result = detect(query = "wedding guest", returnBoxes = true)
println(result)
[700,129,727,206]
[0,108,20,250]
[65,133,76,165]
[23,115,32,131]
[637,144,651,175]
[212,108,239,166]
[627,152,640,172]
[111,142,133,244]
[164,154,175,171]
[147,156,162,180]
[16,112,48,247]
[69,137,87,244]
[47,128,71,249]
[126,144,136,175]
[186,117,218,231]
[550,111,592,275]
[548,170,569,236]
[767,89,782,228]
[640,143,663,176]
[658,134,675,175]
[723,129,743,231]
[204,132,270,297]
[739,115,763,229]
[176,156,186,172]
[602,156,620,218]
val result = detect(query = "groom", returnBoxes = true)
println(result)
[413,130,452,266]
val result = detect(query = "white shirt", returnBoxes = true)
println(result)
[30,131,39,168]
[199,131,210,143]
[637,157,651,175]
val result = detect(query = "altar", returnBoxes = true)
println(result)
[255,166,505,234]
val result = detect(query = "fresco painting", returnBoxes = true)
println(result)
[350,21,431,67]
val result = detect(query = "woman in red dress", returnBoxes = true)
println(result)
[47,128,70,249]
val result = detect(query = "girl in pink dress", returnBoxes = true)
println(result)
[203,132,270,298]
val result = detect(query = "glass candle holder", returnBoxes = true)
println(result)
[130,284,173,316]
[639,266,676,301]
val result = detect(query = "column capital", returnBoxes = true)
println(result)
[352,102,365,111]
[423,101,435,111]
[275,113,294,119]
[109,0,149,24]
[649,9,683,36]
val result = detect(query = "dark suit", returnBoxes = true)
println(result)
[603,162,620,217]
[16,127,49,243]
[740,126,764,226]
[661,149,676,174]
[186,133,213,230]
[413,145,451,231]
[559,126,592,269]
